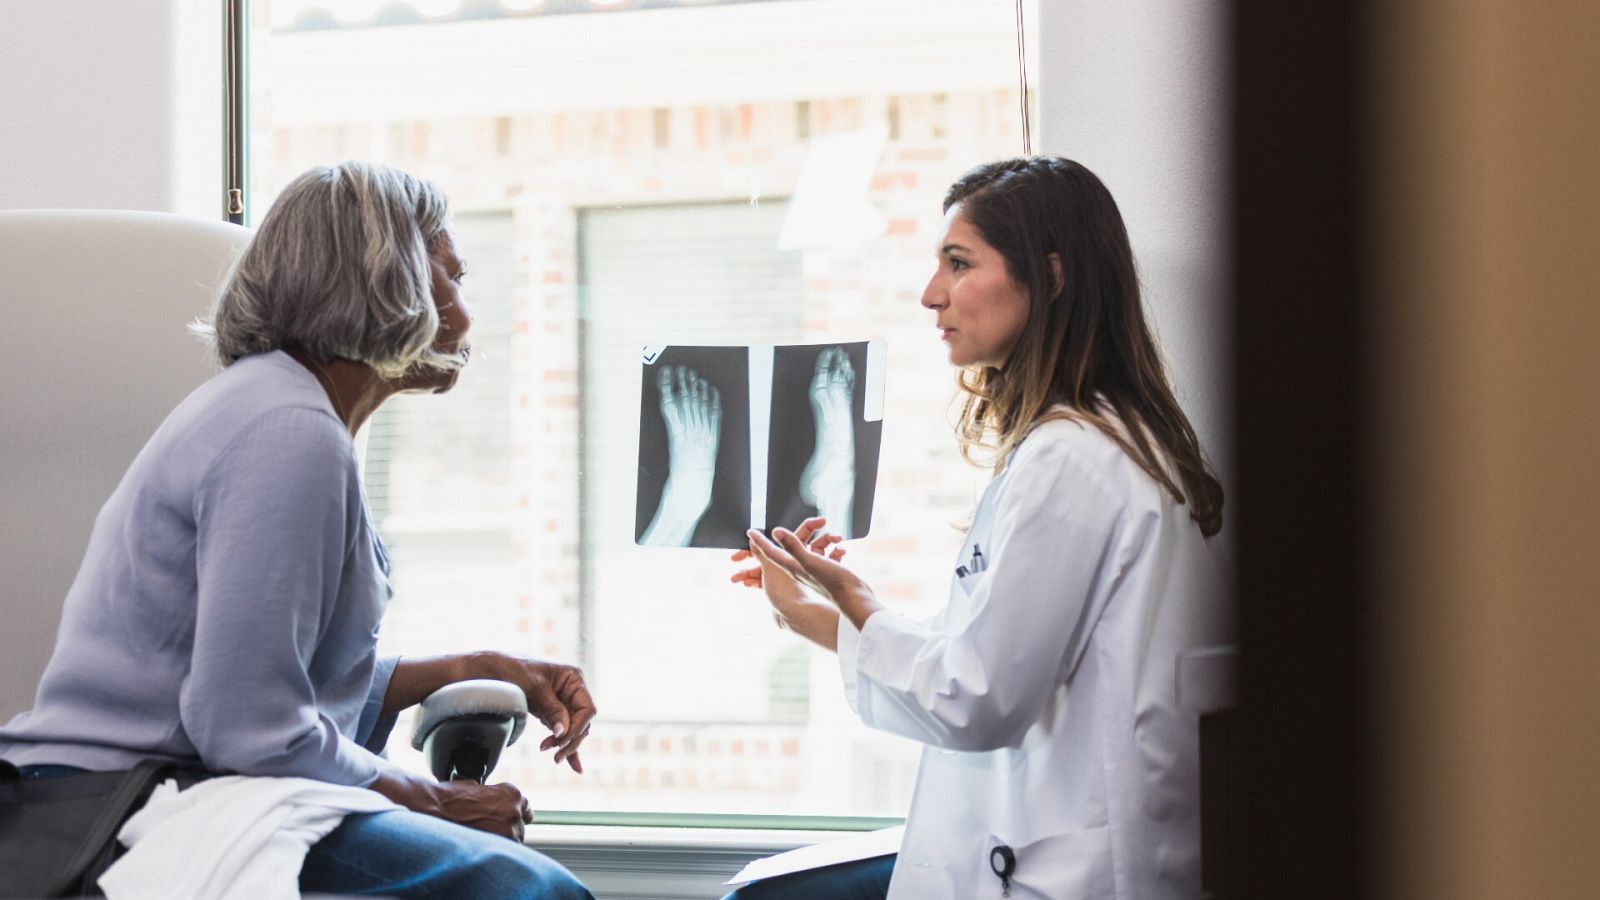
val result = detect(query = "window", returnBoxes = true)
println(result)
[251,0,1037,819]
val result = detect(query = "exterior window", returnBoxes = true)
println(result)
[252,0,1036,818]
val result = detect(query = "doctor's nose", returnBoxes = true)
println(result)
[920,274,946,310]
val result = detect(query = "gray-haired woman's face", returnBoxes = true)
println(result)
[400,228,473,393]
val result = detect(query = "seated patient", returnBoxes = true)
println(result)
[0,161,594,899]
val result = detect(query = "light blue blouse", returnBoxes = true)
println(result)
[0,351,399,786]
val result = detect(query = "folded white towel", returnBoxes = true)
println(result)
[99,775,401,900]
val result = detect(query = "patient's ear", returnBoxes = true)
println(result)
[1047,253,1064,301]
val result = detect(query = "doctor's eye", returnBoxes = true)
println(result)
[948,257,970,272]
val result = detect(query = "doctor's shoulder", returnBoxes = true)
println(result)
[1008,419,1125,499]
[1012,414,1170,514]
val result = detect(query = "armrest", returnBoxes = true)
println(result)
[410,679,528,782]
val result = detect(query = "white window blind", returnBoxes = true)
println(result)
[578,200,805,724]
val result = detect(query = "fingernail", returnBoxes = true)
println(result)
[553,722,566,737]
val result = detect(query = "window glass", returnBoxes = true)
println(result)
[252,0,1036,818]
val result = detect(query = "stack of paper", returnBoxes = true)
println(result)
[725,825,905,886]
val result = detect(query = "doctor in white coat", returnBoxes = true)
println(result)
[728,157,1233,900]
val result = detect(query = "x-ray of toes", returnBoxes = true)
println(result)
[634,341,885,550]
[765,342,884,540]
[635,346,751,549]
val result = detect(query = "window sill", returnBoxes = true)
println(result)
[525,823,850,900]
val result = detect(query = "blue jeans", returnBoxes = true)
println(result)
[722,854,895,900]
[300,809,592,899]
[17,766,588,898]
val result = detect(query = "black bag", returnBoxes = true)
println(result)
[0,759,180,898]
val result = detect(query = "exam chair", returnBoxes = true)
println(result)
[0,210,251,722]
[0,209,527,783]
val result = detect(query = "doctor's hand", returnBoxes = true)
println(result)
[471,652,596,773]
[730,516,846,590]
[731,517,848,649]
[743,522,885,634]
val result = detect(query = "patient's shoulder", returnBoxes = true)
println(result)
[141,351,354,488]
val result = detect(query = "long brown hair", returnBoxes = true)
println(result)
[946,157,1224,537]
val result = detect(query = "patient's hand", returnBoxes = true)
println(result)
[435,780,533,841]
[371,769,533,842]
[472,652,596,773]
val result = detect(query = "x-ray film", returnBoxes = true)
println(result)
[635,341,886,549]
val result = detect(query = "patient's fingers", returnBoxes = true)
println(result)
[550,672,596,768]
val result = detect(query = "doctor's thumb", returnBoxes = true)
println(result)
[772,531,829,581]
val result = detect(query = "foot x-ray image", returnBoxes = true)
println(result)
[766,342,883,541]
[635,341,883,550]
[635,346,751,549]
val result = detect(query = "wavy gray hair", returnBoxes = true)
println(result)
[194,160,460,380]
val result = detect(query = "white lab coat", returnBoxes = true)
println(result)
[837,416,1233,899]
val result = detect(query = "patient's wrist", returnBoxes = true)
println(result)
[462,650,495,680]
[371,767,442,817]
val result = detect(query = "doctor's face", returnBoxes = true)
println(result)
[921,204,1031,369]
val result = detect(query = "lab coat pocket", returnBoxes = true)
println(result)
[956,567,987,597]
[972,827,1115,899]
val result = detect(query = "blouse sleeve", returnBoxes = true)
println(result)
[357,655,402,754]
[180,408,387,786]
[842,432,1127,752]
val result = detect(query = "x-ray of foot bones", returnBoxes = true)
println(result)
[765,340,884,543]
[798,347,857,539]
[636,341,882,550]
[639,365,722,547]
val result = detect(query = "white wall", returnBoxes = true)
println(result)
[0,0,221,214]
[1038,0,1233,501]
[0,0,222,717]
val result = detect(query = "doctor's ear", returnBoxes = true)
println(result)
[1047,253,1064,302]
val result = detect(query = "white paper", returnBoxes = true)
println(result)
[748,345,774,532]
[777,129,888,251]
[864,339,887,422]
[725,825,904,886]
